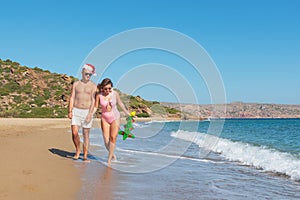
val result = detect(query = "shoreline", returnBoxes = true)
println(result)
[1,117,299,122]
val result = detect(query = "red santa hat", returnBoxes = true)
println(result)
[83,64,97,76]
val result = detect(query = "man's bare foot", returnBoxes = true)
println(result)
[83,158,90,163]
[73,152,80,160]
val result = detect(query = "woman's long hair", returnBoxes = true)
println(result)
[97,78,113,94]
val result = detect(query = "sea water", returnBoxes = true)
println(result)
[79,119,300,199]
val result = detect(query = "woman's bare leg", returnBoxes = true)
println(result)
[101,119,110,150]
[101,119,117,161]
[108,119,120,164]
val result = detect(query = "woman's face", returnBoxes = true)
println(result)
[102,84,112,95]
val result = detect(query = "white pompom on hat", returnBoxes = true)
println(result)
[82,64,97,76]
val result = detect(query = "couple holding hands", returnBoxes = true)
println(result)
[68,64,130,164]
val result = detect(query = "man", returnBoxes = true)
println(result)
[68,64,97,162]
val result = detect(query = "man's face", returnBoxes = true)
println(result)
[82,69,93,80]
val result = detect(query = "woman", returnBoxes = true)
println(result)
[95,78,130,164]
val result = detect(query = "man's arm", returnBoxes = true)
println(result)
[68,82,77,119]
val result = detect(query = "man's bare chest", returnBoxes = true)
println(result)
[75,83,93,95]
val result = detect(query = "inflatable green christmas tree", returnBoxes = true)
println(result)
[118,111,136,140]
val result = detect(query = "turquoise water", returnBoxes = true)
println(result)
[214,119,300,156]
[171,119,300,180]
[81,119,300,199]
[166,119,300,156]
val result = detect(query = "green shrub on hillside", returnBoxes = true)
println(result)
[4,59,12,63]
[33,67,44,72]
[13,95,22,104]
[55,89,64,99]
[30,96,46,106]
[23,83,33,94]
[50,84,61,90]
[165,107,180,114]
[142,100,155,107]
[129,101,141,109]
[136,113,150,118]
[0,109,19,117]
[11,62,20,67]
[44,89,51,99]
[0,88,10,96]
[3,67,11,73]
[18,66,28,73]
[4,81,19,91]
[17,103,31,112]
[151,104,167,115]
[54,107,68,118]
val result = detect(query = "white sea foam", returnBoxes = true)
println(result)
[101,148,221,164]
[133,122,150,128]
[150,120,176,123]
[171,130,300,180]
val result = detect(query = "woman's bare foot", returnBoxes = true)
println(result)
[83,158,91,163]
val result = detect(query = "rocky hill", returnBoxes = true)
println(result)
[161,102,300,119]
[0,59,76,117]
[0,59,182,118]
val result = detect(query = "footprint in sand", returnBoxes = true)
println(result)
[22,169,33,175]
[22,184,36,192]
[0,189,8,198]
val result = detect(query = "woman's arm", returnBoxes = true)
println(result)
[115,91,130,116]
[85,84,97,123]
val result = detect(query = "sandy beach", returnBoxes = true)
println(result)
[0,117,167,200]
[0,118,82,200]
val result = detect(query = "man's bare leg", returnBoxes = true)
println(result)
[82,128,90,162]
[71,125,81,159]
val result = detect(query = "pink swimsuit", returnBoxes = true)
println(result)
[100,91,120,124]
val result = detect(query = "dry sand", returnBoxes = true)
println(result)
[0,118,81,200]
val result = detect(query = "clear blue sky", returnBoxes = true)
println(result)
[1,0,299,104]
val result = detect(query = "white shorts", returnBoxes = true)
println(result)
[71,108,93,128]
